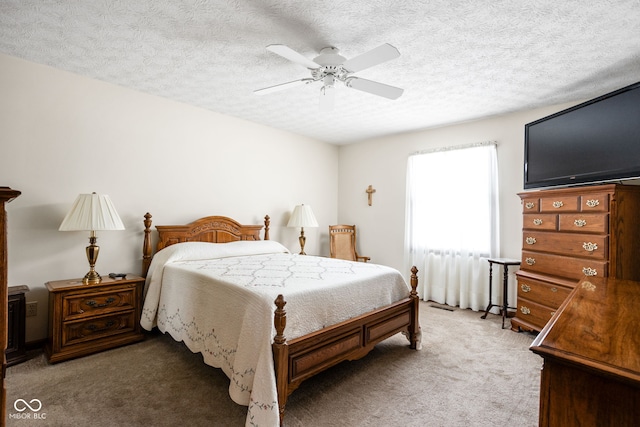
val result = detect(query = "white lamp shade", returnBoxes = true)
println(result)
[59,193,125,231]
[287,204,319,228]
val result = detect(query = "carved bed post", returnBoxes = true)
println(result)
[264,215,270,241]
[142,213,152,277]
[409,266,420,349]
[273,294,288,426]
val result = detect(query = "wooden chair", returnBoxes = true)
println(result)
[329,224,370,262]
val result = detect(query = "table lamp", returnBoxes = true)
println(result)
[59,193,125,284]
[287,204,318,255]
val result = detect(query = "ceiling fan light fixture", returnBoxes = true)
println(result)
[323,74,335,88]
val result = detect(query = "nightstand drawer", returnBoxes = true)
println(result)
[62,287,137,320]
[61,310,137,347]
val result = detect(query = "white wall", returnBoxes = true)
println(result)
[0,54,339,341]
[337,103,579,277]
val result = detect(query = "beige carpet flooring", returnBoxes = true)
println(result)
[5,302,540,426]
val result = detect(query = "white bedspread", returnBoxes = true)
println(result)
[141,240,416,427]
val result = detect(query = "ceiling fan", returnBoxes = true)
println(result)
[254,43,404,110]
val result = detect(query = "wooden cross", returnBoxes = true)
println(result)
[366,185,376,206]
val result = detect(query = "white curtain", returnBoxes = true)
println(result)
[404,142,499,311]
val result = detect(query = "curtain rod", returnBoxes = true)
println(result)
[410,140,497,156]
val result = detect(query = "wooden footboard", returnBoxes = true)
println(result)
[272,266,420,425]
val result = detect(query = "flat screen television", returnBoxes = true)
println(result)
[524,81,640,189]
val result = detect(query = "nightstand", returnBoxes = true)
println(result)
[45,274,145,363]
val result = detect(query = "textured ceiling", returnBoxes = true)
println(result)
[1,0,640,144]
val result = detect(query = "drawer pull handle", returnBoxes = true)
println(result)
[585,199,600,208]
[582,267,598,276]
[574,219,587,227]
[583,242,598,252]
[525,202,535,209]
[525,237,536,245]
[520,306,531,315]
[551,287,558,292]
[553,201,564,208]
[86,320,116,332]
[532,218,543,226]
[521,284,531,292]
[550,311,556,317]
[85,297,116,308]
[525,257,535,266]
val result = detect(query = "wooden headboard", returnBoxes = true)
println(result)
[142,213,270,276]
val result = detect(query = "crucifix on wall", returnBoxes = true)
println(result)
[366,185,376,206]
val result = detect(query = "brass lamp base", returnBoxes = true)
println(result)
[83,232,102,284]
[83,270,102,285]
[298,227,307,255]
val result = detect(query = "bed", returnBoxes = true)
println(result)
[140,213,421,426]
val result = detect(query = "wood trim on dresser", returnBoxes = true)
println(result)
[1,186,21,423]
[513,183,640,333]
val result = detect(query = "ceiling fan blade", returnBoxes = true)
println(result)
[266,44,320,69]
[345,77,404,100]
[319,85,335,111]
[254,78,314,95]
[342,43,401,73]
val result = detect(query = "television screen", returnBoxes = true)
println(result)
[524,81,640,189]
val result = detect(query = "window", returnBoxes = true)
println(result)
[405,142,499,309]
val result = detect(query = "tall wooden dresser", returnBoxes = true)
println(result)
[512,183,640,332]
[1,186,21,422]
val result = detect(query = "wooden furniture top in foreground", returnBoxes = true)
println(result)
[531,276,640,383]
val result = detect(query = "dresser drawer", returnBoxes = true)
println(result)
[558,213,609,234]
[62,287,137,321]
[516,275,572,308]
[523,214,557,231]
[580,193,610,212]
[522,232,607,260]
[521,251,607,280]
[61,310,137,347]
[540,196,580,212]
[516,297,557,331]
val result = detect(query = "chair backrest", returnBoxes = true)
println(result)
[329,225,358,261]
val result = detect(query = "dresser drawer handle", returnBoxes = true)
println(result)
[525,202,535,209]
[532,218,543,226]
[520,306,531,315]
[525,237,536,245]
[574,219,587,227]
[85,297,116,308]
[582,267,598,276]
[550,287,557,292]
[582,242,598,252]
[550,311,556,317]
[585,199,600,208]
[552,201,564,208]
[525,257,535,266]
[520,284,531,292]
[86,320,116,332]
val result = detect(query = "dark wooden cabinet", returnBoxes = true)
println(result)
[45,275,145,363]
[530,276,640,426]
[513,184,640,332]
[6,285,29,366]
